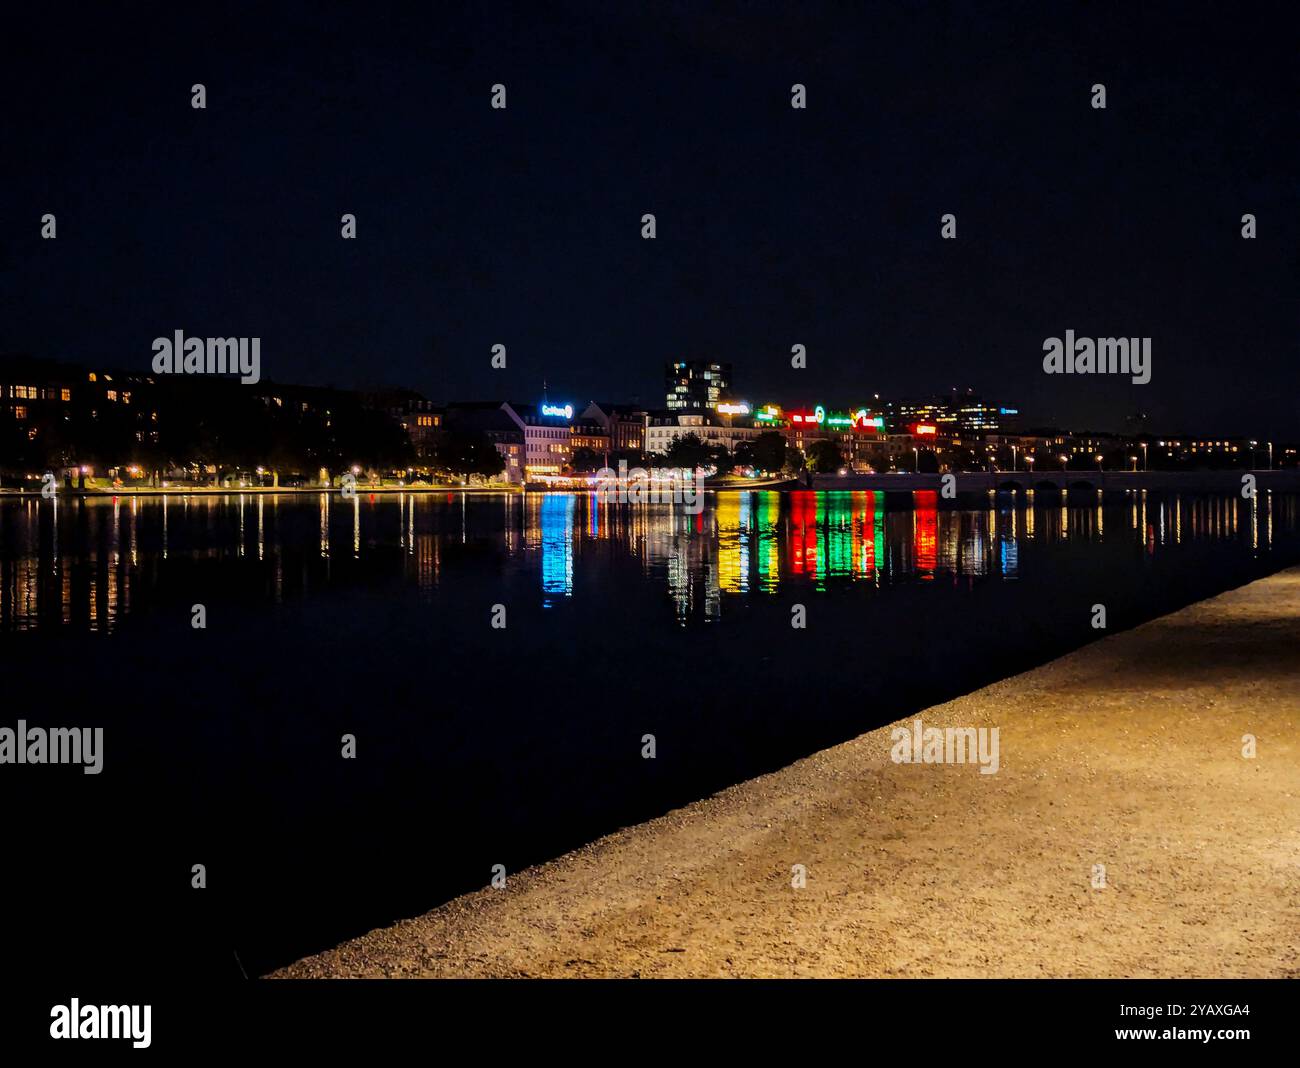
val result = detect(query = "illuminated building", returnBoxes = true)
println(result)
[581,402,647,455]
[0,355,159,482]
[363,388,442,459]
[781,406,846,458]
[1152,436,1253,468]
[500,402,573,477]
[569,419,611,469]
[447,397,584,480]
[665,360,732,411]
[891,391,1016,433]
[0,356,78,446]
[644,410,763,456]
[443,402,525,483]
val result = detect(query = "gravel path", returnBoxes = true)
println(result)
[274,567,1300,978]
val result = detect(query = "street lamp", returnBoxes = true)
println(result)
[1129,455,1137,472]
[1140,442,1148,471]
[1011,444,1018,471]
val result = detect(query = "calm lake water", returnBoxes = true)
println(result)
[3,489,1298,978]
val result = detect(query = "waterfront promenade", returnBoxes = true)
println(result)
[276,567,1300,979]
[3,469,1298,497]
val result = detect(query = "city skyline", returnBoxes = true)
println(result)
[3,2,1296,441]
[4,0,1298,1039]
[3,349,1293,443]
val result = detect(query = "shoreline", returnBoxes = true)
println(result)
[0,478,795,497]
[274,565,1300,979]
[1,469,1295,498]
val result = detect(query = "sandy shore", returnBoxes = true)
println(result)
[275,567,1300,979]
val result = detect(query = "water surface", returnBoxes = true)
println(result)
[3,488,1297,977]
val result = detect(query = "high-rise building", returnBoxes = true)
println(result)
[665,360,731,411]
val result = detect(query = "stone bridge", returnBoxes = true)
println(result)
[809,470,1300,494]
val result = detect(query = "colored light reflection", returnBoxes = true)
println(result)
[914,490,938,576]
[790,490,818,575]
[540,494,574,599]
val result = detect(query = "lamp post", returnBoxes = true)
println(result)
[1140,442,1148,471]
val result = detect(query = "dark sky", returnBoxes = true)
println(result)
[2,1,1296,437]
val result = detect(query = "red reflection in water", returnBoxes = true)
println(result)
[914,490,937,575]
[857,490,877,576]
[790,491,817,574]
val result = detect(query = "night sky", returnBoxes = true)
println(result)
[3,1,1296,437]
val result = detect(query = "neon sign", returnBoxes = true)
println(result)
[541,403,573,419]
[717,401,751,415]
[814,405,826,424]
[754,405,780,422]
[915,424,937,435]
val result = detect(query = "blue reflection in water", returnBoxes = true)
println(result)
[1000,507,1020,579]
[540,494,575,602]
[1,489,1297,632]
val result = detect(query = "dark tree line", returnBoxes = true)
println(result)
[1,379,416,483]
